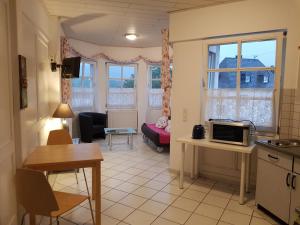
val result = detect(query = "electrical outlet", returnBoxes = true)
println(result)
[183,108,188,122]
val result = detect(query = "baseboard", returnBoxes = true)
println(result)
[168,168,256,189]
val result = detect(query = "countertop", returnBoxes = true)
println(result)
[256,140,300,158]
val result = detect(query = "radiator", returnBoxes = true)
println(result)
[107,110,138,129]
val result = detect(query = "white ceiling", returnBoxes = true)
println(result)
[43,0,243,47]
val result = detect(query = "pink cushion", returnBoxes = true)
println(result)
[147,123,170,144]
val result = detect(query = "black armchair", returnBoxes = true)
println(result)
[78,112,107,143]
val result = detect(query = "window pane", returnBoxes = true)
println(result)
[151,66,161,79]
[123,66,135,79]
[241,40,276,68]
[72,78,81,88]
[79,63,83,77]
[208,72,237,89]
[152,80,161,89]
[84,63,94,77]
[82,79,92,88]
[109,65,122,78]
[208,43,238,69]
[109,79,123,88]
[240,70,274,88]
[123,79,135,88]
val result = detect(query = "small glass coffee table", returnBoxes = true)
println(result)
[104,128,137,150]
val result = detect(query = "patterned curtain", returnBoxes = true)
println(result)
[161,29,171,117]
[60,37,72,104]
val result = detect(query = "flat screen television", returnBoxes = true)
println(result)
[61,57,81,78]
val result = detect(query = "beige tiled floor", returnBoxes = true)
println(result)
[31,135,280,225]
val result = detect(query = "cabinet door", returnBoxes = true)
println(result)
[290,174,300,225]
[256,158,291,223]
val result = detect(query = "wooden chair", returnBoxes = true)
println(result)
[47,129,78,183]
[16,168,95,225]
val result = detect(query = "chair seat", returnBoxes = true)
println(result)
[51,191,88,217]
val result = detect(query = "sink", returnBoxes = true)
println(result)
[267,139,300,148]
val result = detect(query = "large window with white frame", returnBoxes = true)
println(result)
[204,32,284,132]
[148,65,163,108]
[71,61,95,111]
[107,63,137,108]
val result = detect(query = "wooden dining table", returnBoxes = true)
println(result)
[23,143,104,225]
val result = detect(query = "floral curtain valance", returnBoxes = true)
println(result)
[61,37,172,65]
[60,36,173,109]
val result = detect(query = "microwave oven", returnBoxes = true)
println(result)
[208,120,252,146]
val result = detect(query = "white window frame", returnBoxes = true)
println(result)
[148,64,163,109]
[71,60,96,111]
[106,63,137,109]
[202,32,284,133]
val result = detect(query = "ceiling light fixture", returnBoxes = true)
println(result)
[125,33,137,41]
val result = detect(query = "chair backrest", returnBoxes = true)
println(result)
[16,168,59,216]
[47,129,72,145]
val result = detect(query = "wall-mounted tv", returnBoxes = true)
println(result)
[61,57,81,79]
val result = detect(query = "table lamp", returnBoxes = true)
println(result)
[52,103,74,130]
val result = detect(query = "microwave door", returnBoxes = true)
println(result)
[213,124,244,143]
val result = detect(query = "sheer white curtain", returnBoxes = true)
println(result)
[108,88,136,108]
[205,88,275,130]
[71,61,95,111]
[149,89,163,108]
[72,88,94,110]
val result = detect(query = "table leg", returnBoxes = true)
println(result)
[245,154,251,193]
[179,143,185,189]
[127,135,130,144]
[29,214,35,225]
[94,164,101,225]
[109,134,112,150]
[191,146,195,179]
[92,167,96,200]
[239,153,246,204]
[195,147,199,178]
[130,134,133,149]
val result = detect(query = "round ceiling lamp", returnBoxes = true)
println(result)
[125,33,138,41]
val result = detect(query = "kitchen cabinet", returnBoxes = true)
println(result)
[256,148,292,223]
[290,160,300,225]
[256,146,300,224]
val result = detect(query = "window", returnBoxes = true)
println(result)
[149,65,163,108]
[148,65,173,108]
[204,33,284,132]
[71,61,95,111]
[107,64,137,108]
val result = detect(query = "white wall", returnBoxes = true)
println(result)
[169,0,300,183]
[16,0,62,162]
[0,0,18,224]
[68,39,165,134]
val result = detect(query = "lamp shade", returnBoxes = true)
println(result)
[52,103,74,118]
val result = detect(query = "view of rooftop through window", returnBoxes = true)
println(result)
[208,40,276,89]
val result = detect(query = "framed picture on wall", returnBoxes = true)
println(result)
[18,55,28,109]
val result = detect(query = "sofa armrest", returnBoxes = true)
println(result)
[78,113,94,143]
